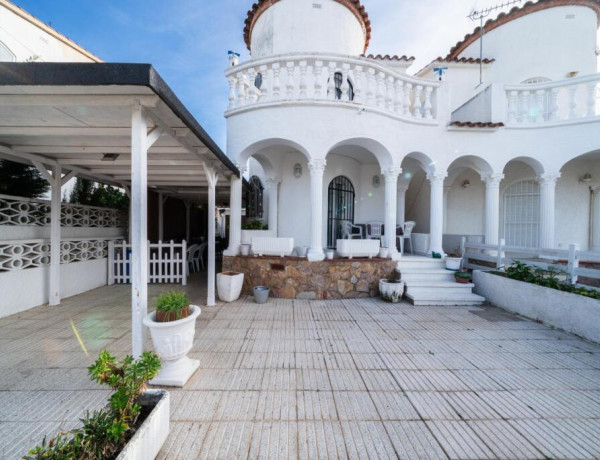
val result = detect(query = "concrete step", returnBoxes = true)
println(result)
[397,260,446,270]
[398,269,456,282]
[406,281,475,290]
[406,292,486,306]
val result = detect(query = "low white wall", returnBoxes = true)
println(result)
[474,270,600,343]
[0,258,108,318]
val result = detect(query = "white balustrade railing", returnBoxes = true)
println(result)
[0,237,124,271]
[0,194,127,227]
[505,73,600,125]
[225,53,443,123]
[108,240,187,286]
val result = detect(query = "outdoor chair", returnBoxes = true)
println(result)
[196,242,207,270]
[186,244,199,274]
[399,221,415,254]
[340,220,363,239]
[366,221,384,240]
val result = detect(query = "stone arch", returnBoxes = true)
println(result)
[400,151,438,175]
[236,138,311,177]
[446,155,495,186]
[326,137,395,170]
[558,148,600,173]
[500,156,545,176]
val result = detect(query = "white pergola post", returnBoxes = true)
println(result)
[383,166,401,258]
[204,164,219,306]
[397,183,408,229]
[483,173,504,245]
[308,159,326,262]
[428,171,447,256]
[538,173,560,249]
[591,186,600,251]
[184,200,192,243]
[158,192,165,241]
[224,173,242,256]
[265,177,281,236]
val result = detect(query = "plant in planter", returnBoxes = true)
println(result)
[143,290,201,387]
[454,269,472,284]
[24,350,168,460]
[242,219,267,230]
[379,270,405,303]
[217,271,244,302]
[445,247,462,271]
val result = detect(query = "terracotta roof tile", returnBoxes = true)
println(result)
[449,121,505,128]
[364,54,415,62]
[244,0,371,52]
[446,0,600,59]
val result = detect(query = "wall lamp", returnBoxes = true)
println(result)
[293,163,302,178]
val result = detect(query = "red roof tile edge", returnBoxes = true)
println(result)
[364,54,415,62]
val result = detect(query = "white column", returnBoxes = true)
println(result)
[443,185,451,233]
[184,200,191,243]
[483,173,504,245]
[428,171,447,256]
[224,172,243,256]
[131,103,149,358]
[538,173,560,249]
[307,158,326,262]
[265,177,281,236]
[204,165,219,306]
[397,183,408,229]
[383,166,402,257]
[592,186,600,251]
[158,192,164,241]
[49,164,62,306]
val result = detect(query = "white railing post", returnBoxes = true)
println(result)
[586,81,597,118]
[567,243,580,285]
[108,240,115,285]
[314,60,324,99]
[569,84,578,119]
[182,240,187,286]
[496,238,505,269]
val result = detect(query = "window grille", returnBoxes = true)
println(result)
[327,176,355,248]
[503,179,540,248]
[246,176,264,219]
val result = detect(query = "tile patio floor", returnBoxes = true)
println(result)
[1,280,600,459]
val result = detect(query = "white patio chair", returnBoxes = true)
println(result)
[398,221,415,254]
[366,221,384,240]
[196,242,207,271]
[186,244,198,275]
[340,220,363,239]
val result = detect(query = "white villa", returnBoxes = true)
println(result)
[225,0,600,264]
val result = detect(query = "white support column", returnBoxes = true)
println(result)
[184,200,192,243]
[383,166,402,258]
[483,173,504,245]
[428,171,447,256]
[397,183,408,229]
[130,103,149,358]
[307,158,326,262]
[158,192,165,242]
[592,186,600,251]
[538,173,560,249]
[49,164,62,306]
[265,177,281,236]
[204,164,219,306]
[224,170,243,256]
[443,185,451,233]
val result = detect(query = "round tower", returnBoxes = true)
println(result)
[244,0,371,58]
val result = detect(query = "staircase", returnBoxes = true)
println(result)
[396,256,485,306]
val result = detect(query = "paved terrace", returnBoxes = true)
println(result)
[1,282,600,459]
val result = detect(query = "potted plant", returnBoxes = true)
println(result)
[379,271,405,303]
[24,350,169,460]
[455,269,472,284]
[445,247,462,271]
[217,271,244,302]
[143,290,201,387]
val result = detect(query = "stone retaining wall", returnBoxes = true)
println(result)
[222,256,397,300]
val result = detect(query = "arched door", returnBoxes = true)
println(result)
[327,176,355,248]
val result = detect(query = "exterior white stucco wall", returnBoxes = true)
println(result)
[250,0,366,58]
[446,169,486,235]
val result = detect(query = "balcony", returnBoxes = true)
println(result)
[225,53,444,125]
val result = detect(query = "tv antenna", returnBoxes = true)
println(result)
[467,0,522,84]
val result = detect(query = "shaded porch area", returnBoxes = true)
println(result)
[2,284,600,459]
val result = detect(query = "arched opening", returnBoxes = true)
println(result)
[246,175,264,219]
[327,176,355,248]
[503,179,540,247]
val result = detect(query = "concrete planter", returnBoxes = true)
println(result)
[115,390,169,460]
[240,244,250,256]
[143,305,201,387]
[217,271,244,302]
[474,271,600,343]
[379,279,405,303]
[445,257,461,271]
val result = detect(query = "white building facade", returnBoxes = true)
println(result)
[225,0,600,261]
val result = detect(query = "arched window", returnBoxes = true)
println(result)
[0,41,15,62]
[327,176,355,248]
[503,179,540,248]
[521,77,551,84]
[329,72,354,101]
[246,175,264,218]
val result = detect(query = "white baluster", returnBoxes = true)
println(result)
[247,68,257,104]
[549,87,559,121]
[376,72,385,107]
[286,61,296,100]
[394,79,404,114]
[272,63,281,100]
[507,90,518,123]
[299,61,308,99]
[568,84,578,119]
[424,86,433,119]
[328,62,336,100]
[385,76,394,110]
[259,64,269,101]
[519,90,530,123]
[404,83,413,116]
[366,68,375,105]
[314,60,324,100]
[227,75,236,110]
[341,64,350,101]
[535,89,545,123]
[236,71,246,108]
[352,65,363,104]
[412,85,423,118]
[586,81,597,118]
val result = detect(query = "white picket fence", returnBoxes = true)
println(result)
[108,240,187,286]
[461,237,600,287]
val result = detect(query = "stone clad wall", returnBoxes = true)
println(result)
[222,256,397,300]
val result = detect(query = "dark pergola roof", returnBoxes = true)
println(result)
[0,62,238,201]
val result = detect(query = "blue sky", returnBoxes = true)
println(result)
[13,0,520,150]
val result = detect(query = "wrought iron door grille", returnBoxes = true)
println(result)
[327,176,355,248]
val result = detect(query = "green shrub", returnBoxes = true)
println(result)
[155,291,190,316]
[24,350,161,460]
[242,220,267,230]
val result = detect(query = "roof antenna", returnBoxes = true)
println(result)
[467,0,522,85]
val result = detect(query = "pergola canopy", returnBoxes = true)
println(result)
[0,62,238,201]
